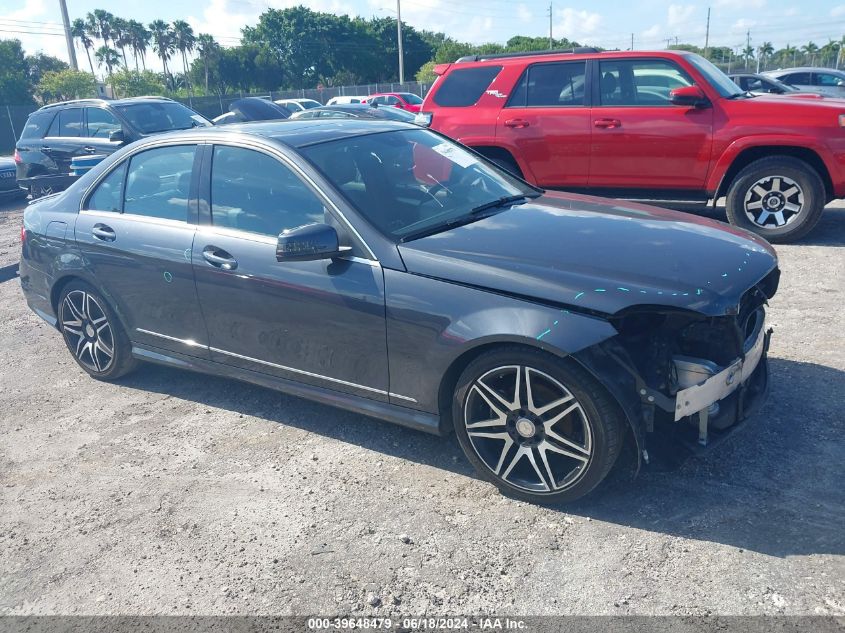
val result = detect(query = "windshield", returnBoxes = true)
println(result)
[684,53,744,98]
[399,93,424,105]
[301,100,322,109]
[114,102,210,134]
[302,129,537,241]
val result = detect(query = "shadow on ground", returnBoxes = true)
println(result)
[118,355,845,559]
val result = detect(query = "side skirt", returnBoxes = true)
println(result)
[131,345,444,436]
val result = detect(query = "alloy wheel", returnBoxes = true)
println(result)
[463,365,593,493]
[743,175,804,228]
[60,290,115,373]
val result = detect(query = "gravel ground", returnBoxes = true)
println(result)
[0,195,843,616]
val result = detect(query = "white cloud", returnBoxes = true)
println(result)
[832,5,845,17]
[715,0,765,9]
[516,4,533,24]
[731,18,757,32]
[555,8,602,44]
[667,4,696,29]
[0,0,69,63]
[641,24,661,39]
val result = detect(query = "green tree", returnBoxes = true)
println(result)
[0,39,35,104]
[415,60,437,83]
[742,44,755,69]
[95,45,120,79]
[127,20,150,71]
[71,18,97,77]
[149,20,175,88]
[88,10,115,48]
[110,69,165,97]
[112,17,131,69]
[757,41,773,71]
[36,69,96,102]
[195,34,219,94]
[802,41,818,65]
[172,20,196,92]
[26,53,68,87]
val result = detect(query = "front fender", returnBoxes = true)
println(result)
[384,269,617,414]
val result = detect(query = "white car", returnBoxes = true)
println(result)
[325,96,369,105]
[274,98,322,112]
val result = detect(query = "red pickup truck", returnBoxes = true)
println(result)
[419,48,845,242]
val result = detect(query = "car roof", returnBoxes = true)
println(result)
[145,119,414,149]
[444,48,695,68]
[37,96,176,111]
[765,67,845,74]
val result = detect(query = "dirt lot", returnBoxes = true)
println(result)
[0,195,843,617]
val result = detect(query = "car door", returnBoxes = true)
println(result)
[42,107,86,175]
[495,60,591,187]
[588,58,713,190]
[75,143,209,356]
[192,143,389,401]
[779,71,813,91]
[385,95,402,109]
[83,107,125,157]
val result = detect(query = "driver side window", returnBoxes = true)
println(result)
[210,146,327,237]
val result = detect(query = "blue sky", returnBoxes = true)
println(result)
[3,0,845,73]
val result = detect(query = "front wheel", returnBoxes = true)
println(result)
[725,156,825,243]
[453,348,624,504]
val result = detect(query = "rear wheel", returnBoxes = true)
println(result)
[725,156,825,243]
[453,348,624,503]
[58,281,137,380]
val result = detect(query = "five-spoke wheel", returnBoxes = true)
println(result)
[454,348,624,503]
[58,281,137,380]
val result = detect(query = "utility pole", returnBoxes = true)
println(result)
[631,33,634,50]
[746,29,751,70]
[704,7,710,59]
[548,3,553,49]
[397,0,404,84]
[58,0,78,70]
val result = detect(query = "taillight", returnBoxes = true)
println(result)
[21,225,26,243]
[13,149,22,164]
[415,112,433,127]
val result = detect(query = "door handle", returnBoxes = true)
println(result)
[594,118,622,129]
[504,118,530,129]
[83,146,97,153]
[202,246,238,271]
[92,223,116,242]
[41,146,52,152]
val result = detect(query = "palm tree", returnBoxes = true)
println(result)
[838,35,845,69]
[820,40,840,67]
[742,45,755,70]
[780,44,798,67]
[71,17,96,78]
[111,17,131,69]
[196,33,219,94]
[756,41,774,72]
[127,20,150,71]
[89,10,115,48]
[95,45,121,79]
[802,41,819,65]
[149,20,175,88]
[171,20,196,92]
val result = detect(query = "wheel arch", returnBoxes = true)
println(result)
[50,273,130,335]
[469,145,527,179]
[714,145,833,202]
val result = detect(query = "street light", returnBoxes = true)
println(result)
[381,2,405,84]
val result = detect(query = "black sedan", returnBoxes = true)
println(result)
[0,156,23,198]
[290,103,418,123]
[19,120,778,502]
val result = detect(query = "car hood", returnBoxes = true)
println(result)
[397,192,778,317]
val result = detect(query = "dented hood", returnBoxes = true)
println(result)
[397,192,778,317]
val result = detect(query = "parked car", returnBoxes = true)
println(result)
[212,97,292,125]
[15,97,209,198]
[275,98,322,111]
[420,48,845,242]
[20,119,778,503]
[728,72,802,95]
[762,67,845,97]
[290,103,418,123]
[366,92,424,112]
[326,96,369,105]
[0,156,24,199]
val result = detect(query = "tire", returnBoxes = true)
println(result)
[452,347,625,504]
[57,280,138,380]
[725,156,825,243]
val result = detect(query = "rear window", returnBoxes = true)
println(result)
[20,111,55,140]
[433,66,503,107]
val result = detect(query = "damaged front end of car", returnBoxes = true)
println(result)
[574,267,780,465]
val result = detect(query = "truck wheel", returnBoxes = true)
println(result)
[725,156,825,243]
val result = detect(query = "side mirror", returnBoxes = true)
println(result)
[276,223,351,262]
[669,85,709,108]
[108,129,125,143]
